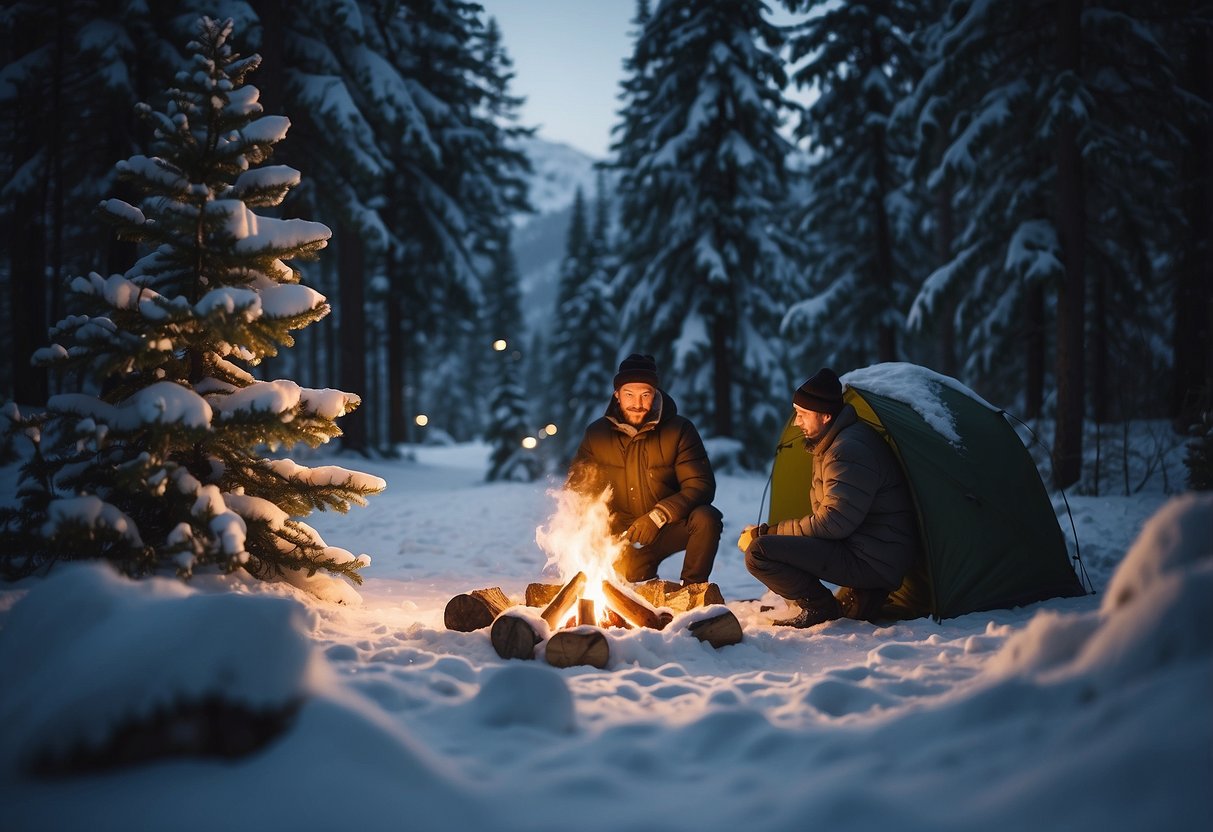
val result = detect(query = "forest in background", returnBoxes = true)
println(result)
[2,0,1210,491]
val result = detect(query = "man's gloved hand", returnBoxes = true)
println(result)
[626,514,660,546]
[737,523,771,552]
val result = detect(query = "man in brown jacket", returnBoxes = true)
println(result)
[743,368,919,628]
[567,354,723,584]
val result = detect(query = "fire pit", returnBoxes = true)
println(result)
[442,487,743,668]
[445,573,741,668]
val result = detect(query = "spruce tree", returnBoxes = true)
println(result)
[895,0,1194,487]
[0,18,384,597]
[555,176,618,464]
[782,0,927,372]
[610,0,802,459]
[484,236,541,482]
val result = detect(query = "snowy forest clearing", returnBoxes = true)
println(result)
[2,440,1210,831]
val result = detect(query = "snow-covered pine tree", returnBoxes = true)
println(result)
[895,0,1194,487]
[262,0,400,452]
[359,2,531,449]
[552,176,619,464]
[610,0,803,460]
[781,0,927,373]
[0,17,384,599]
[484,235,541,482]
[0,2,180,405]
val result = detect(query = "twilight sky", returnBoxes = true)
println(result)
[480,0,636,159]
[480,1,807,160]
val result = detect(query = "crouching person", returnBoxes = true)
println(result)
[567,353,723,584]
[743,368,919,628]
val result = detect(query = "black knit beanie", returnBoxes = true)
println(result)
[793,368,843,415]
[613,353,659,389]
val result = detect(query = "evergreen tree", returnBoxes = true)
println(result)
[544,176,620,465]
[782,0,928,372]
[0,18,384,596]
[361,2,531,450]
[0,2,178,405]
[484,237,541,482]
[896,0,1194,487]
[610,0,803,459]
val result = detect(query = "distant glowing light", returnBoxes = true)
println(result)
[543,424,558,436]
[521,436,538,449]
[493,339,507,351]
[415,414,429,427]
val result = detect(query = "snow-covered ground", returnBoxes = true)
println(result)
[1,437,1210,831]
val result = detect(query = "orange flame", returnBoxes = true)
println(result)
[535,487,625,623]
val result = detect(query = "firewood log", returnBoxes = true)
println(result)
[444,587,513,632]
[687,608,743,648]
[525,582,562,607]
[490,613,543,661]
[601,580,673,630]
[540,571,587,629]
[633,579,680,609]
[545,629,609,669]
[632,580,725,612]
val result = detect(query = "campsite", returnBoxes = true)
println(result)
[1,3,1210,829]
[2,361,1209,830]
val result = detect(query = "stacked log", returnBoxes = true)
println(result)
[457,572,742,667]
[444,587,513,632]
[687,608,744,648]
[601,580,672,630]
[633,580,725,612]
[540,571,587,629]
[489,613,543,660]
[545,628,609,669]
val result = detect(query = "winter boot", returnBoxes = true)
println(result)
[836,587,888,623]
[772,596,841,628]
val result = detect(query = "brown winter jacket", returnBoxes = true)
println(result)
[773,403,919,587]
[567,390,715,532]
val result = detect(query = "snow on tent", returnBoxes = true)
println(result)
[767,363,1087,620]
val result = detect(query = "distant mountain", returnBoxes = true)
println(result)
[515,136,603,217]
[511,137,611,334]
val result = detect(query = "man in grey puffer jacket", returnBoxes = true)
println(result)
[744,368,920,628]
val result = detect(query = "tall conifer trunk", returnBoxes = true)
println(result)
[711,308,733,439]
[1052,0,1087,489]
[931,158,957,377]
[1174,29,1213,425]
[1025,284,1046,420]
[869,26,897,363]
[338,226,367,453]
[387,288,408,447]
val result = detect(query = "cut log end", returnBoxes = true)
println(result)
[444,586,512,632]
[490,613,542,661]
[545,629,609,669]
[688,609,743,648]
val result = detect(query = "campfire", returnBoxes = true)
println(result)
[444,488,742,668]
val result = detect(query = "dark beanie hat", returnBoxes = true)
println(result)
[793,368,844,415]
[613,353,659,389]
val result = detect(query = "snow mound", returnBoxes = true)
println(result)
[473,663,575,734]
[987,492,1213,684]
[0,562,320,772]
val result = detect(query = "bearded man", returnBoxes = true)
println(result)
[567,354,722,584]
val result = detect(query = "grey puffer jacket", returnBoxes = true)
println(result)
[773,403,919,587]
[567,390,715,531]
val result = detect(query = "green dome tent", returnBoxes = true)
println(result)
[768,364,1087,620]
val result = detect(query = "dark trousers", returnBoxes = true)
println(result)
[745,534,890,603]
[615,505,723,584]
